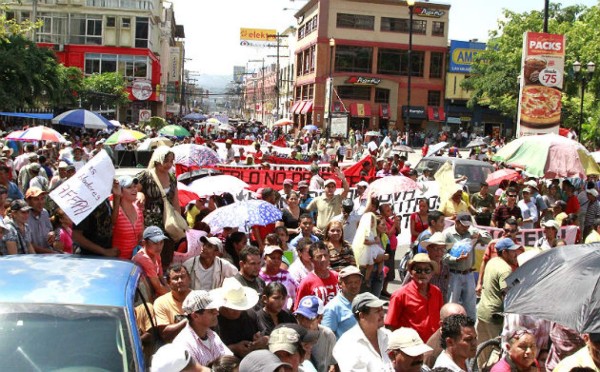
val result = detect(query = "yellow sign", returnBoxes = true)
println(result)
[240,28,276,42]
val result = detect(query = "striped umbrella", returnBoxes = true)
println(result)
[104,129,147,145]
[16,126,67,143]
[52,109,114,130]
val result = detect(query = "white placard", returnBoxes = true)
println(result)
[49,150,116,225]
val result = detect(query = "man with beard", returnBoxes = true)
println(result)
[153,265,192,342]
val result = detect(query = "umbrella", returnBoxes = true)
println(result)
[392,145,414,153]
[206,118,222,125]
[303,125,318,131]
[591,151,600,163]
[177,182,200,207]
[188,175,249,197]
[466,138,487,148]
[485,168,522,186]
[183,113,207,121]
[5,130,26,141]
[218,123,235,132]
[203,200,282,232]
[177,168,223,184]
[137,136,174,150]
[13,126,67,143]
[171,144,221,167]
[274,118,293,127]
[492,133,600,178]
[109,120,122,128]
[159,125,191,137]
[505,244,600,333]
[104,129,147,145]
[426,141,449,157]
[52,109,114,130]
[365,175,420,197]
[365,131,382,137]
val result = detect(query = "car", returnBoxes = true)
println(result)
[414,156,496,193]
[0,255,153,371]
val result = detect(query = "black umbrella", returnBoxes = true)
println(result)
[177,168,222,184]
[504,244,600,333]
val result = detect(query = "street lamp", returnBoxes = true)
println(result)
[573,60,595,139]
[406,0,415,136]
[327,38,335,140]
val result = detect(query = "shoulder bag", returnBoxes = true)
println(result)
[149,170,188,241]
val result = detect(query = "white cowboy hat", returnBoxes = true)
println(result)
[212,277,259,311]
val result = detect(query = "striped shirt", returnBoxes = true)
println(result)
[172,324,232,366]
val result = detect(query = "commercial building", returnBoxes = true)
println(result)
[291,0,450,135]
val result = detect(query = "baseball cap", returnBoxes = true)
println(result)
[542,220,560,230]
[29,163,41,172]
[200,236,224,252]
[352,292,387,314]
[277,323,320,343]
[298,180,309,188]
[28,153,39,161]
[587,189,599,198]
[263,245,283,257]
[10,199,32,212]
[150,343,192,372]
[294,296,324,320]
[339,265,363,279]
[25,187,47,199]
[524,180,538,189]
[356,180,369,188]
[239,350,292,372]
[387,328,433,356]
[269,326,300,354]
[456,212,473,226]
[182,290,223,314]
[118,175,139,188]
[58,161,69,169]
[95,140,104,146]
[143,226,168,243]
[324,179,336,187]
[225,139,233,144]
[522,187,533,194]
[283,179,293,186]
[495,238,522,252]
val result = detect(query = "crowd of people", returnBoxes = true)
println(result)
[0,119,598,372]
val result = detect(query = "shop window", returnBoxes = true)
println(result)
[374,88,389,103]
[337,86,371,100]
[336,13,374,30]
[381,17,426,34]
[377,49,424,76]
[432,21,445,36]
[335,45,372,73]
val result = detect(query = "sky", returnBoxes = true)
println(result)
[172,0,598,76]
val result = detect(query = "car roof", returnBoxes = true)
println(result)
[0,255,140,307]
[419,156,495,168]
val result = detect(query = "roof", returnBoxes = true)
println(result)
[0,255,140,307]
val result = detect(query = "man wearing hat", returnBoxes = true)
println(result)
[517,187,538,229]
[476,237,523,366]
[534,219,565,250]
[279,178,294,208]
[3,199,34,254]
[133,226,170,298]
[439,184,469,219]
[552,200,568,226]
[172,290,233,366]
[387,327,433,372]
[306,167,349,231]
[184,236,238,291]
[333,292,393,371]
[408,232,450,302]
[322,265,363,339]
[385,253,443,342]
[524,179,547,224]
[353,180,369,214]
[583,188,600,237]
[215,277,267,358]
[268,326,305,371]
[18,154,47,193]
[239,349,292,372]
[294,296,336,371]
[224,139,235,163]
[331,198,361,244]
[150,343,209,372]
[308,164,324,191]
[25,187,53,254]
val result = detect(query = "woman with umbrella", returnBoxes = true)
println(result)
[136,146,181,266]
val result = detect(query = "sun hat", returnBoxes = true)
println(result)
[200,236,223,252]
[276,323,319,343]
[420,232,450,249]
[182,290,223,314]
[338,265,364,279]
[263,245,283,257]
[587,189,599,198]
[25,187,47,199]
[407,253,438,272]
[324,179,336,187]
[212,277,258,311]
[541,219,560,230]
[387,327,433,356]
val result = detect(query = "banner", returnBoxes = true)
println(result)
[263,155,310,165]
[49,150,115,225]
[517,32,566,137]
[449,40,486,73]
[240,28,276,42]
[215,138,253,146]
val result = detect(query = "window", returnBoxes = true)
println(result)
[427,91,441,106]
[377,49,424,76]
[375,88,389,103]
[135,17,149,48]
[106,16,116,27]
[69,14,102,44]
[337,86,371,100]
[295,87,302,101]
[432,21,444,36]
[381,17,426,34]
[336,13,374,30]
[122,17,131,28]
[408,51,425,76]
[36,12,68,43]
[335,46,372,73]
[85,53,150,79]
[429,52,444,78]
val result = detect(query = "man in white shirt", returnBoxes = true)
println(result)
[184,236,238,291]
[433,314,477,372]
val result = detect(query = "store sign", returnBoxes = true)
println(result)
[345,76,381,85]
[169,47,180,81]
[449,40,486,73]
[402,106,426,119]
[414,7,446,18]
[138,109,151,122]
[132,80,152,101]
[517,32,565,137]
[330,115,349,138]
[240,28,276,42]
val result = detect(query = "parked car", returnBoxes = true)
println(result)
[0,255,153,371]
[415,156,496,193]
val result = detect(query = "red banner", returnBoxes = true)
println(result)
[215,138,253,146]
[343,155,376,181]
[272,136,287,147]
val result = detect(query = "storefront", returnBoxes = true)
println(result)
[348,103,372,132]
[379,104,390,132]
[402,106,427,132]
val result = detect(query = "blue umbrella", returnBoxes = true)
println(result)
[183,113,207,120]
[52,109,114,130]
[202,200,282,233]
[303,125,318,131]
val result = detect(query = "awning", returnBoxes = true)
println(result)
[0,112,53,120]
[349,103,372,117]
[290,101,301,114]
[301,100,313,114]
[379,104,390,119]
[427,106,446,122]
[294,101,306,115]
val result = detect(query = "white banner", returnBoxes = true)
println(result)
[49,151,115,225]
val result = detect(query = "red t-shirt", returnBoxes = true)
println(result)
[384,280,443,342]
[112,205,144,260]
[294,271,339,310]
[132,249,163,279]
[565,195,580,215]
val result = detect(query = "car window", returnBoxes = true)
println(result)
[415,160,441,173]
[455,164,493,184]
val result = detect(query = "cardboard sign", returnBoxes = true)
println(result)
[49,150,115,225]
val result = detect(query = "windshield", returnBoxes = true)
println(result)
[0,303,135,372]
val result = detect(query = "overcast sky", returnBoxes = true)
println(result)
[172,0,598,76]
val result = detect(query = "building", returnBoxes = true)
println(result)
[5,0,184,123]
[291,0,450,136]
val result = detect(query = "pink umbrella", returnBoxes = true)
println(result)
[365,175,420,197]
[485,168,522,186]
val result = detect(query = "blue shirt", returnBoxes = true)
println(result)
[321,293,357,339]
[289,233,319,250]
[7,181,23,200]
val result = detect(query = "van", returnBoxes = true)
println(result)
[415,156,496,193]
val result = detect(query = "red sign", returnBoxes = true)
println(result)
[526,32,565,56]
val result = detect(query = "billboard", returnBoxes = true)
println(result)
[233,66,246,84]
[240,28,276,42]
[168,47,181,81]
[517,32,566,137]
[449,40,486,73]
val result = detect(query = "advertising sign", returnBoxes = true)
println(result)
[138,109,151,122]
[132,80,152,101]
[240,28,276,42]
[517,32,566,136]
[330,115,349,138]
[168,47,180,81]
[449,40,486,73]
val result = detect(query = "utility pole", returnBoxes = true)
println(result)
[248,59,265,122]
[267,33,290,123]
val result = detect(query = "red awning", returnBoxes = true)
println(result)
[301,100,313,114]
[349,103,372,117]
[427,106,446,122]
[379,104,390,119]
[290,101,301,114]
[294,101,307,115]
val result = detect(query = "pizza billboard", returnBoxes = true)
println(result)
[517,32,566,137]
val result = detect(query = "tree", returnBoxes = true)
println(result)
[79,72,130,110]
[0,2,42,41]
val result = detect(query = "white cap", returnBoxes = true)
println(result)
[387,327,433,356]
[150,343,191,372]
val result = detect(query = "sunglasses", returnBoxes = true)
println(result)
[412,268,432,275]
[504,228,518,234]
[507,194,517,197]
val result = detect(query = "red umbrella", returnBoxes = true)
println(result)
[486,168,521,186]
[177,182,200,207]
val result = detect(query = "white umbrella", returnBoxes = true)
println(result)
[188,175,249,197]
[218,123,235,132]
[426,142,449,157]
[109,120,122,128]
[137,137,174,150]
[203,200,282,233]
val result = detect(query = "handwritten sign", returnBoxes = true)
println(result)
[49,150,115,225]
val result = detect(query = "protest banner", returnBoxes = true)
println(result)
[49,150,115,225]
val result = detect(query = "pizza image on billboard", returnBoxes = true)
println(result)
[520,85,562,127]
